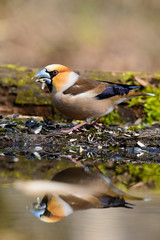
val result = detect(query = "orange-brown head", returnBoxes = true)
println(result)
[34,64,79,93]
[31,194,73,223]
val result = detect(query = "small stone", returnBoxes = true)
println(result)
[26,119,37,128]
[137,152,144,157]
[137,141,146,148]
[132,132,140,137]
[34,146,43,151]
[13,157,19,162]
[97,145,102,149]
[123,133,131,137]
[34,125,42,134]
[70,139,77,142]
[13,113,19,118]
[33,152,41,160]
[134,118,142,125]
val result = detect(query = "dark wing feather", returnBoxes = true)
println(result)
[63,76,140,99]
[95,84,140,100]
[63,77,99,95]
[97,196,135,208]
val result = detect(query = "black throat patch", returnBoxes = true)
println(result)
[47,83,53,92]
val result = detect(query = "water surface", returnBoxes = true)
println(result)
[0,149,160,240]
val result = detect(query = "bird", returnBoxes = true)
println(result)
[23,167,144,223]
[34,64,154,132]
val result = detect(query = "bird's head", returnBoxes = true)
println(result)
[34,64,79,93]
[30,194,71,223]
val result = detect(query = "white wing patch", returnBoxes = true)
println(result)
[56,196,73,216]
[60,71,79,92]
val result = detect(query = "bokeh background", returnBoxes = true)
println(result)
[1,0,160,71]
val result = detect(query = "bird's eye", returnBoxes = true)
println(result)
[51,70,59,77]
[47,70,59,78]
[53,70,59,75]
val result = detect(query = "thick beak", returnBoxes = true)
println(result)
[34,68,50,79]
[30,208,45,219]
[30,202,46,219]
[34,68,52,89]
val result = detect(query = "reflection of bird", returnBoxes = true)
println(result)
[27,167,143,223]
[34,64,154,132]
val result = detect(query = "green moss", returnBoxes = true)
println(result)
[70,109,123,126]
[84,71,148,85]
[2,76,15,85]
[143,86,160,124]
[100,109,123,125]
[1,64,27,74]
[15,88,51,105]
[10,118,25,124]
[2,76,33,87]
[0,64,52,105]
[120,71,135,82]
[127,125,145,131]
[153,72,160,79]
[128,95,143,107]
[128,163,160,187]
[84,71,114,82]
[128,85,160,124]
[4,64,21,70]
[1,65,34,87]
[0,128,8,134]
[114,163,160,191]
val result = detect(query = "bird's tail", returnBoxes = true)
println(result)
[97,194,149,209]
[123,193,145,201]
[115,92,155,105]
[127,92,155,98]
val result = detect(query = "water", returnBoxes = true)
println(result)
[0,187,160,240]
[0,150,160,240]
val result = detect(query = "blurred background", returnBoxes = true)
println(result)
[0,0,160,71]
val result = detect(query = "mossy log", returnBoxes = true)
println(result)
[0,64,159,124]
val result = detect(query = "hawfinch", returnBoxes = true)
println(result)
[29,167,143,223]
[34,64,154,132]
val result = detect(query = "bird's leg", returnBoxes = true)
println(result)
[93,163,103,173]
[89,117,103,128]
[60,121,87,133]
[61,117,103,133]
[60,155,84,167]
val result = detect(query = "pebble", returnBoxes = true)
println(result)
[137,141,146,148]
[123,133,131,137]
[13,157,19,162]
[26,119,37,128]
[33,152,41,160]
[132,132,140,137]
[34,125,42,134]
[13,113,19,118]
[34,146,43,151]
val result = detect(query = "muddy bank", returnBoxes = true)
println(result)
[0,115,159,164]
[0,115,159,192]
